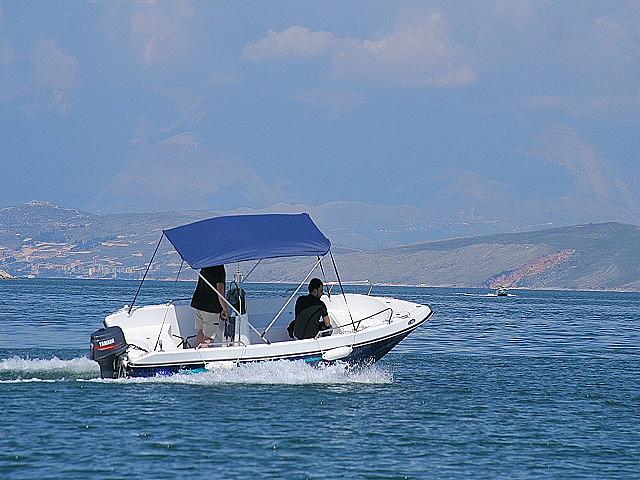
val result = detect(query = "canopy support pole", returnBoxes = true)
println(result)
[318,255,329,298]
[128,233,163,315]
[195,269,241,318]
[194,267,270,345]
[174,260,184,285]
[330,250,355,331]
[239,259,262,286]
[260,256,324,338]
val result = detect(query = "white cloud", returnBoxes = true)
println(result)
[129,0,194,66]
[245,15,476,88]
[242,25,337,60]
[332,15,476,87]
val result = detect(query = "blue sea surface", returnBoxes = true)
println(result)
[1,279,639,479]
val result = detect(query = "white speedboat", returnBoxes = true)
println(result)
[90,213,433,378]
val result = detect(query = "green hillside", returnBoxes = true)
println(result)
[335,222,640,290]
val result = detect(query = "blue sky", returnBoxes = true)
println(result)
[1,1,639,216]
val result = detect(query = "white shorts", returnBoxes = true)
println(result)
[195,310,224,342]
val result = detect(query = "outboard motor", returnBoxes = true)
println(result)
[90,326,128,378]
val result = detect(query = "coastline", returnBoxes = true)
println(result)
[2,275,638,294]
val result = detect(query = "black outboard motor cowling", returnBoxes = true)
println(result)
[90,326,127,378]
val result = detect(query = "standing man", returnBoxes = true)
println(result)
[191,265,227,346]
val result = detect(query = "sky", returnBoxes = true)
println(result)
[0,0,639,215]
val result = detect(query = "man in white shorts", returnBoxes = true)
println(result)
[191,265,227,346]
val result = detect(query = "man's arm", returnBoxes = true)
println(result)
[216,282,228,317]
[321,303,330,327]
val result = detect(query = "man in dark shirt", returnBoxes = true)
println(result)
[290,278,332,339]
[191,265,227,346]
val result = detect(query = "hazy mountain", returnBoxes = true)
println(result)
[70,112,640,237]
[88,132,300,213]
[521,125,640,223]
[387,123,640,233]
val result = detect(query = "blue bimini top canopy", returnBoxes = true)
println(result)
[163,213,331,269]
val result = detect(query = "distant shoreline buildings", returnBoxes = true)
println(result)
[1,202,639,291]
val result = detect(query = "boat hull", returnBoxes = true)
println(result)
[123,312,428,378]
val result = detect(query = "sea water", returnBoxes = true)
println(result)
[0,279,638,479]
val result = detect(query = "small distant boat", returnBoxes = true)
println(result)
[0,269,15,280]
[496,285,509,296]
[90,213,433,378]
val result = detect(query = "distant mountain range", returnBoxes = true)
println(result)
[1,201,638,291]
[87,133,299,213]
[80,123,640,242]
[78,118,640,226]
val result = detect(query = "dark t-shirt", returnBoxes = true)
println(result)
[191,265,226,313]
[295,294,328,318]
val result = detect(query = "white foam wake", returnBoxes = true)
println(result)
[0,355,99,382]
[0,378,60,384]
[89,360,393,386]
[0,355,392,385]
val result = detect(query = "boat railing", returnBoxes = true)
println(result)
[285,280,373,297]
[166,297,192,305]
[315,307,394,338]
[326,280,373,295]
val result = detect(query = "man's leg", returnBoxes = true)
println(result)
[195,310,206,346]
[201,311,221,345]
